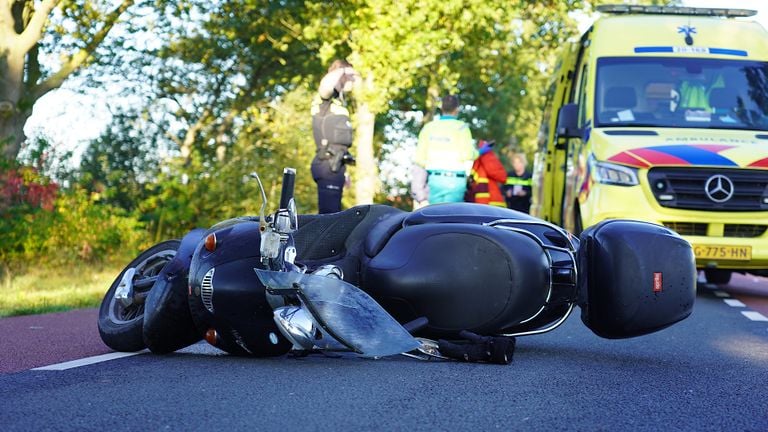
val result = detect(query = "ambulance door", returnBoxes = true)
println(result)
[536,42,579,224]
[530,82,556,219]
[560,43,591,234]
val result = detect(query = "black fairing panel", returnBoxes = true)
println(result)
[204,257,292,356]
[188,221,291,356]
[362,223,550,336]
[193,221,263,269]
[577,220,696,339]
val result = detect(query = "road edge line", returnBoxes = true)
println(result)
[32,351,146,371]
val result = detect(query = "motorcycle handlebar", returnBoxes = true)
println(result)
[279,167,297,210]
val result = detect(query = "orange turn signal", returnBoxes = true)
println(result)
[204,233,217,252]
[204,328,219,346]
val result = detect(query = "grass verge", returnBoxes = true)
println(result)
[0,265,121,318]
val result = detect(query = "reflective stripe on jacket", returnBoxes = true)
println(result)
[505,176,532,187]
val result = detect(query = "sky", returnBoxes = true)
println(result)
[22,1,768,167]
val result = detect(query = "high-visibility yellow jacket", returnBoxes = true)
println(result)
[414,115,477,173]
[678,74,725,111]
[679,81,710,110]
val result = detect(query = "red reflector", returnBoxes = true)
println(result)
[653,272,663,293]
[204,233,217,252]
[204,329,219,346]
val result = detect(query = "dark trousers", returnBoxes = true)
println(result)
[311,159,345,214]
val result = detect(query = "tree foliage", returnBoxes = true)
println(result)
[5,0,642,270]
[77,110,164,212]
[297,0,591,203]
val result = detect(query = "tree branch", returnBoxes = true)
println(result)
[31,0,135,100]
[16,0,58,52]
[164,130,183,148]
[0,0,16,37]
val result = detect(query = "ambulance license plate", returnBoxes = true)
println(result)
[693,245,752,261]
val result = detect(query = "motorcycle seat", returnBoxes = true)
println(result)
[363,210,408,257]
[294,205,405,261]
[403,202,536,226]
[294,207,371,260]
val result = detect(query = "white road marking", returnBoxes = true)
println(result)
[724,299,746,307]
[32,351,145,371]
[741,311,768,322]
[713,291,730,298]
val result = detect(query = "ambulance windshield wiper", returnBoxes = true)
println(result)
[601,122,662,128]
[699,125,767,132]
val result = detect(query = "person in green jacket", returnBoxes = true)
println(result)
[412,95,477,205]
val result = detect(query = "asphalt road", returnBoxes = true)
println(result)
[0,274,766,431]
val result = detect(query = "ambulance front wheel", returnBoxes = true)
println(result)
[704,269,731,285]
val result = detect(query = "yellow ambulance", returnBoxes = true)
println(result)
[531,5,768,284]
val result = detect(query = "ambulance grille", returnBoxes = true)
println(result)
[724,224,767,238]
[661,222,767,238]
[647,167,768,211]
[201,268,215,313]
[662,222,707,236]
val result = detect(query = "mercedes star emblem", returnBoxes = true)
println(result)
[704,174,734,203]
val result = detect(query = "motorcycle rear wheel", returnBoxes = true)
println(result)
[98,240,180,352]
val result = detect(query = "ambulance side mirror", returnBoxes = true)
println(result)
[556,103,582,139]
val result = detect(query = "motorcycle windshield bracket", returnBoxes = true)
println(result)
[248,171,269,232]
[255,269,420,357]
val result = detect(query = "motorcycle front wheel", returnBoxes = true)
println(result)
[98,240,180,352]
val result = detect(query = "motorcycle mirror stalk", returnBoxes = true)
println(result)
[250,168,300,268]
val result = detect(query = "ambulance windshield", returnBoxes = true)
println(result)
[595,57,768,131]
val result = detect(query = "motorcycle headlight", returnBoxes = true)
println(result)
[589,156,639,186]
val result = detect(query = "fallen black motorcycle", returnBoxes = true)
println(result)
[98,168,696,364]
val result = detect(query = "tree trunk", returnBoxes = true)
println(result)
[0,112,28,159]
[0,0,135,161]
[0,45,27,159]
[423,80,441,125]
[354,101,377,205]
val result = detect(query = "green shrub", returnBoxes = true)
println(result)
[0,165,149,274]
[34,188,147,267]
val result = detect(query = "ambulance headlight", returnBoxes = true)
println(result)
[590,157,639,186]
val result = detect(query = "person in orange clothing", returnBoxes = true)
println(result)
[466,140,507,206]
